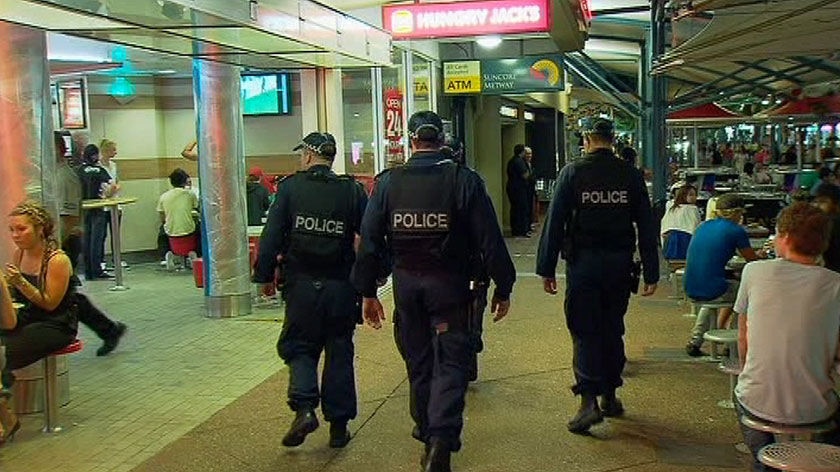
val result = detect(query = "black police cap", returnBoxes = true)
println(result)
[407,111,444,139]
[293,132,337,156]
[581,117,615,138]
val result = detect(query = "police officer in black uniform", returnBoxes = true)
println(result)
[353,111,516,471]
[536,118,659,434]
[254,132,368,449]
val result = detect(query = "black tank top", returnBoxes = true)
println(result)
[10,251,78,335]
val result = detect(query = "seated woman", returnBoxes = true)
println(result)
[734,202,840,471]
[660,185,701,261]
[0,274,17,444]
[1,201,78,444]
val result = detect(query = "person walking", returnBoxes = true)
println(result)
[353,111,516,471]
[254,132,368,449]
[506,144,532,237]
[536,117,659,434]
[78,144,117,280]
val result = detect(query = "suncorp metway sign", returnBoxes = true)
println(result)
[382,0,552,40]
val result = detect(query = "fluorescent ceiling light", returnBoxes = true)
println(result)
[476,36,502,49]
[157,70,176,74]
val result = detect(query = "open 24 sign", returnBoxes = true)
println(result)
[385,89,403,139]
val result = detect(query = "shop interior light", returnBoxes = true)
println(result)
[761,98,770,105]
[476,36,502,49]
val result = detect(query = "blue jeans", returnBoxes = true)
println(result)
[84,209,108,279]
[735,397,840,472]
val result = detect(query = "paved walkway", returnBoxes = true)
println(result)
[0,237,755,471]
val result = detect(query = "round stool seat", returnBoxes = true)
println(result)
[52,340,83,356]
[758,442,840,471]
[741,416,836,436]
[704,329,738,344]
[695,301,734,310]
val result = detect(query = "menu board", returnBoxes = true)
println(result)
[58,80,87,129]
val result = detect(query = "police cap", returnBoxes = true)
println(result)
[581,117,615,140]
[408,111,444,142]
[293,132,337,159]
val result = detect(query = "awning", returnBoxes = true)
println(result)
[667,102,744,124]
[764,95,840,117]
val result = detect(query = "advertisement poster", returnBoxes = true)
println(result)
[384,88,404,163]
[59,80,86,129]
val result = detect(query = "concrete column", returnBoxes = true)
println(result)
[321,69,346,174]
[472,96,504,225]
[299,70,319,133]
[192,45,251,318]
[0,22,57,263]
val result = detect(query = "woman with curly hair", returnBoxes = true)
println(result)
[1,201,78,444]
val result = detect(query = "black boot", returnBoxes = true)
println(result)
[423,438,451,472]
[600,391,625,418]
[567,394,603,434]
[97,322,127,357]
[328,421,351,448]
[282,410,319,447]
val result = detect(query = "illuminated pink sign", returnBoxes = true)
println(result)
[382,0,551,40]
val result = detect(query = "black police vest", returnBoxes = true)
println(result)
[386,162,466,272]
[287,170,357,277]
[571,152,638,251]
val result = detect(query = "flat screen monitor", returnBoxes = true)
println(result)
[241,73,291,116]
[56,79,87,129]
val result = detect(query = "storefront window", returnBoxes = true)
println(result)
[413,54,432,113]
[341,69,376,176]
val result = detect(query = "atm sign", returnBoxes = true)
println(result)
[444,61,482,94]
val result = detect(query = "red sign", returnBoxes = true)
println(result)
[382,0,551,40]
[579,0,593,22]
[384,88,404,161]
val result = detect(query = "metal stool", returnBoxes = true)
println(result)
[716,356,742,409]
[740,416,836,442]
[703,328,737,361]
[758,442,840,471]
[43,339,83,433]
[668,261,686,300]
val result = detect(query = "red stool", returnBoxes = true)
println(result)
[44,340,83,433]
[168,233,199,270]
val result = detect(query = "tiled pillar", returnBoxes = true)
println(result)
[0,21,57,263]
[192,44,251,318]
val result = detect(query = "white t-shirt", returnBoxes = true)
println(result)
[660,200,701,244]
[734,258,840,424]
[157,187,199,237]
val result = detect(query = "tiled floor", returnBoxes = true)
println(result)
[0,265,285,472]
[0,235,758,472]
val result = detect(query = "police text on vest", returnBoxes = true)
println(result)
[393,211,449,231]
[294,215,344,235]
[581,190,629,204]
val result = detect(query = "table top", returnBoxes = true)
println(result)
[759,442,840,472]
[82,197,138,209]
[247,226,264,237]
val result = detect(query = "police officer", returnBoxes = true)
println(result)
[254,132,368,449]
[536,118,659,434]
[353,111,516,471]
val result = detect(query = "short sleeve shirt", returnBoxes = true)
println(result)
[734,259,840,424]
[157,187,199,237]
[684,218,750,300]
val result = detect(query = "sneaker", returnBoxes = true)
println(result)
[567,399,604,433]
[165,251,176,271]
[685,343,704,357]
[600,395,625,418]
[97,322,127,356]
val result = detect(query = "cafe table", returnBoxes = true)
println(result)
[81,197,138,291]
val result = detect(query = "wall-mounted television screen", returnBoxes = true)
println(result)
[241,73,291,116]
[57,79,87,129]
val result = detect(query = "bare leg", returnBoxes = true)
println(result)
[717,307,733,329]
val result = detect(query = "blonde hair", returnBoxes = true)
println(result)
[9,200,60,291]
[99,139,116,155]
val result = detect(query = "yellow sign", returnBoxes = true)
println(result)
[443,61,481,94]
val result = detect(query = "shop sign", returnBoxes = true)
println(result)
[413,63,430,97]
[443,61,482,93]
[580,0,593,22]
[443,55,564,95]
[384,88,404,161]
[383,0,551,40]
